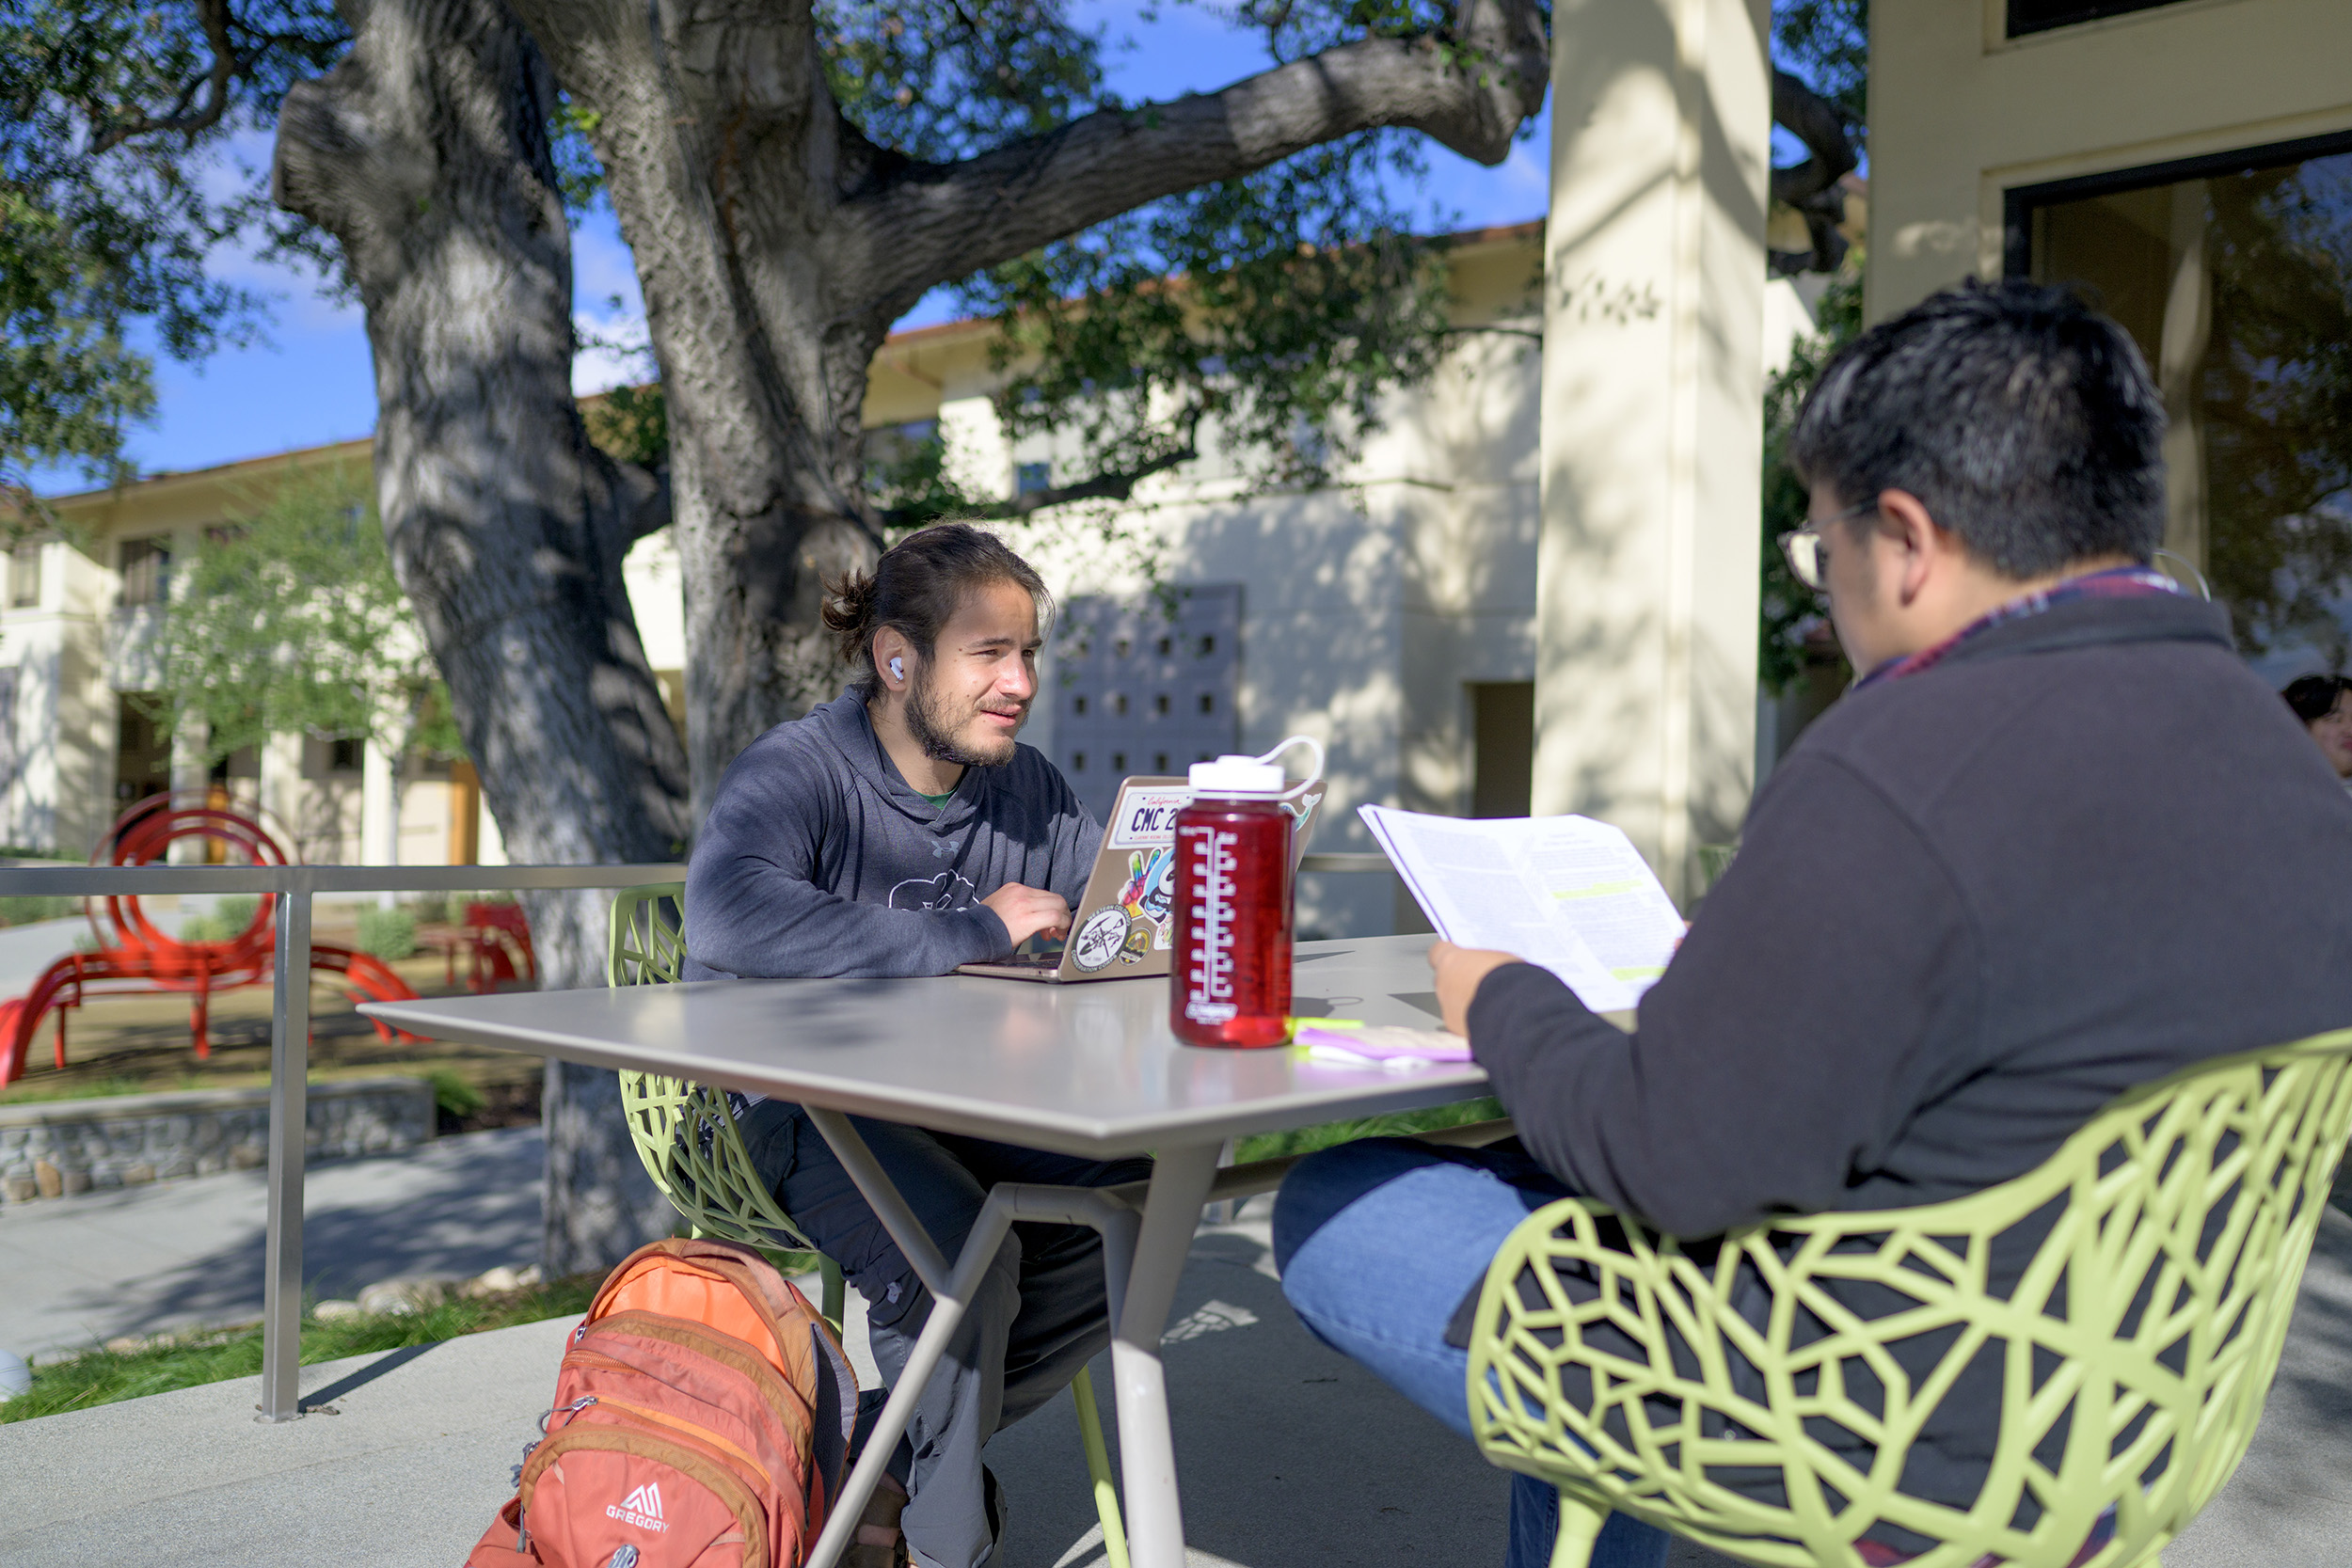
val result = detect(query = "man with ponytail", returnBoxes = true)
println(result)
[686,522,1144,1568]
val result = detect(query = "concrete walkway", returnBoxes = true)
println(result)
[0,903,216,994]
[0,1125,543,1358]
[3,1201,2346,1566]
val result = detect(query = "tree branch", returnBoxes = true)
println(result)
[902,438,1200,528]
[842,0,1548,313]
[1439,323,1542,342]
[88,0,242,154]
[1768,69,1858,277]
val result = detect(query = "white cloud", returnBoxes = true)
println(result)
[571,212,653,396]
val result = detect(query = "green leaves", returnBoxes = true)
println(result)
[1772,0,1867,126]
[818,1,1114,160]
[0,190,156,490]
[151,461,460,767]
[963,131,1457,508]
[1759,267,1860,695]
[0,1,349,483]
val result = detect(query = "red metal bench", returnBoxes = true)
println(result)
[444,900,535,993]
[0,793,422,1085]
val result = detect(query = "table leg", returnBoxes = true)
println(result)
[799,1109,1014,1568]
[1107,1141,1220,1568]
[798,1112,1219,1568]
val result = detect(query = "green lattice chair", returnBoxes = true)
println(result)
[607,884,1131,1568]
[1466,1028,2352,1568]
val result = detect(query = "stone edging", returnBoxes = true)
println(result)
[0,1076,435,1204]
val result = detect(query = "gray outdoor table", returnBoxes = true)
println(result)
[361,931,1502,1568]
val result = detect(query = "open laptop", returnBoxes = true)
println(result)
[957,773,1328,982]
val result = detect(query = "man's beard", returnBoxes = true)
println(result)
[905,668,1022,768]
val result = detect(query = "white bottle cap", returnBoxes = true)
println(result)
[1187,754,1287,796]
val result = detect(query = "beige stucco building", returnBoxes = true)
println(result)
[12,220,1834,934]
[1867,0,2352,689]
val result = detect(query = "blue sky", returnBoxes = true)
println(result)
[40,6,1555,495]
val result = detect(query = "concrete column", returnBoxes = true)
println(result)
[258,732,303,854]
[2158,182,2212,582]
[360,736,396,902]
[1533,0,1771,906]
[166,723,208,865]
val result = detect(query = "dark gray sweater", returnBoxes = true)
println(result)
[1464,592,2352,1538]
[1470,591,2352,1235]
[684,692,1102,979]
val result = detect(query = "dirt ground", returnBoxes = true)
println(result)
[0,919,546,1132]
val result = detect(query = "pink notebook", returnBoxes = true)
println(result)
[1295,1024,1473,1070]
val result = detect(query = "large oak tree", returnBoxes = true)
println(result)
[15,0,1863,1270]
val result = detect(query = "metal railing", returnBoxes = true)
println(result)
[1297,852,1392,874]
[0,848,1391,1423]
[0,860,684,1421]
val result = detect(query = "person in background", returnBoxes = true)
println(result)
[2282,673,2352,785]
[1270,279,2352,1568]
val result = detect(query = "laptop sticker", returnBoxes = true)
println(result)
[1107,787,1191,849]
[1072,906,1131,973]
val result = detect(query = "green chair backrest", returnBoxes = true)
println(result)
[1467,1028,2352,1568]
[608,883,820,1259]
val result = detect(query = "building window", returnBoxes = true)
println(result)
[8,540,38,609]
[1055,583,1242,821]
[114,695,171,803]
[2008,0,2182,39]
[2015,132,2352,681]
[1015,461,1052,495]
[862,420,940,492]
[1470,682,1536,818]
[329,736,364,772]
[119,536,171,608]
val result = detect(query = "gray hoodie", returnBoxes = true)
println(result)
[683,690,1102,979]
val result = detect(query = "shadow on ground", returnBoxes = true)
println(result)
[982,1214,1515,1568]
[3,1126,543,1354]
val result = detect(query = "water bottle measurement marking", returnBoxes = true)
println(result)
[1183,825,1240,1023]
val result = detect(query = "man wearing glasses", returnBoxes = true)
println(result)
[1269,279,2352,1568]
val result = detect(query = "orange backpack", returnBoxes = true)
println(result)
[468,1238,858,1568]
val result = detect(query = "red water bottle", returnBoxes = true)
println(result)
[1171,740,1320,1048]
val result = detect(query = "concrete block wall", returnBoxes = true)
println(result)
[0,1076,434,1204]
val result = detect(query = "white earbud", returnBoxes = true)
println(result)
[888,657,905,684]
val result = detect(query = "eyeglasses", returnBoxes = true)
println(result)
[1777,499,1880,593]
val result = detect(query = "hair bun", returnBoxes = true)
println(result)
[821,567,880,668]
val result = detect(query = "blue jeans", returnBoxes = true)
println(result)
[1273,1137,1671,1568]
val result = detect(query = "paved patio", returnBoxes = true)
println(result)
[2,1194,2347,1566]
[0,1124,544,1357]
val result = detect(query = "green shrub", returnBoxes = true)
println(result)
[179,895,262,944]
[0,895,81,928]
[426,1067,486,1120]
[356,905,417,960]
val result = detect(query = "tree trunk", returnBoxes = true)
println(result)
[273,0,692,1275]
